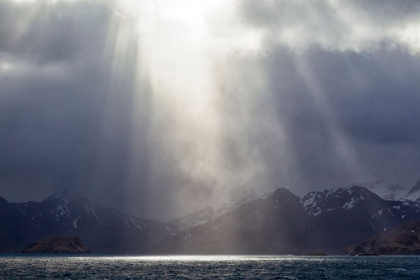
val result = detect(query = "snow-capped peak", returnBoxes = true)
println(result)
[302,186,382,217]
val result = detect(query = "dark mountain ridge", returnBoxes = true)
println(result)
[0,191,171,253]
[2,184,420,254]
[152,186,420,254]
[302,186,420,249]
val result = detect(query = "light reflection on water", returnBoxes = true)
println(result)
[99,255,299,261]
[1,255,420,279]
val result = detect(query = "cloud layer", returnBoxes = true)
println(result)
[1,0,420,219]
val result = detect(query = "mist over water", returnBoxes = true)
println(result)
[1,0,420,219]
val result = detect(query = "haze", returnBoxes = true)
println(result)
[1,0,420,220]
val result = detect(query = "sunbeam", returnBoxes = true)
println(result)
[102,0,269,215]
[1,0,420,221]
[293,55,367,183]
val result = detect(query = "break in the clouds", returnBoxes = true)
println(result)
[0,0,419,219]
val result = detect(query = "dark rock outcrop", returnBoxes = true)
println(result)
[343,220,420,255]
[21,235,91,254]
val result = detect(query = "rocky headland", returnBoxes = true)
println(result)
[21,235,91,254]
[343,220,420,255]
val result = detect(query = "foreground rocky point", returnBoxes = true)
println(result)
[21,235,91,254]
[343,220,420,255]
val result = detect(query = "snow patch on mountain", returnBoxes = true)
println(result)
[72,216,80,229]
[342,197,356,210]
[302,186,376,217]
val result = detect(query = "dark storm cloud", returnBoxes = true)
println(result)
[1,0,420,220]
[308,48,420,145]
[221,0,420,193]
[0,0,151,212]
[217,45,420,194]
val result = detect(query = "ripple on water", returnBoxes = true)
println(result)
[0,255,420,279]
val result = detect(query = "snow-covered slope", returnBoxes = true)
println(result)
[302,186,420,221]
[302,186,382,217]
[301,186,420,249]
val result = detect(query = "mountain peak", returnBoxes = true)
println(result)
[272,187,298,199]
[45,190,85,203]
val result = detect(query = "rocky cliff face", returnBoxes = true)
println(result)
[21,235,91,254]
[343,220,420,255]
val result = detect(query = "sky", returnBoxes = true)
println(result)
[1,0,420,220]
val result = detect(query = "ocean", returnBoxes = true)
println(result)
[0,255,419,279]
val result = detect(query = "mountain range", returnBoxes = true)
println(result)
[1,179,420,254]
[0,192,169,253]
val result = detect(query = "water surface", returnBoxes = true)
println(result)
[1,255,419,279]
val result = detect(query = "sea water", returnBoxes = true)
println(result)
[0,255,419,279]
